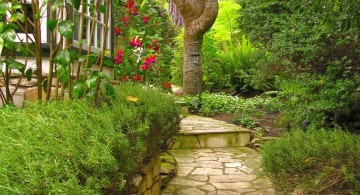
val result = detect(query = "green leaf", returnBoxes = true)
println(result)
[86,89,96,99]
[0,3,9,15]
[55,49,71,67]
[10,12,25,23]
[140,0,147,9]
[58,20,75,39]
[69,0,81,10]
[100,5,106,14]
[56,65,69,84]
[35,11,41,20]
[51,0,64,11]
[25,69,33,81]
[42,79,48,92]
[1,28,16,49]
[73,82,87,98]
[7,59,25,73]
[86,54,98,68]
[0,22,4,33]
[10,2,22,10]
[69,50,76,63]
[98,72,110,82]
[14,43,28,56]
[103,59,114,67]
[86,76,98,90]
[0,37,3,55]
[88,3,95,15]
[103,81,116,97]
[47,19,58,31]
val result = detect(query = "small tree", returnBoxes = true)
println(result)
[171,0,218,94]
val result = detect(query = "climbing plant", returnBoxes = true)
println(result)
[0,0,114,105]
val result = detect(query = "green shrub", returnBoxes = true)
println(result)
[238,0,360,94]
[182,92,281,116]
[262,130,360,194]
[114,83,181,154]
[276,63,360,131]
[0,84,180,194]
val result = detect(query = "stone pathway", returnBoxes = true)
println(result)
[162,147,275,195]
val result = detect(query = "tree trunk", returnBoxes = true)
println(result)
[173,0,218,94]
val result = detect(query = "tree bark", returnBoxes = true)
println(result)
[173,0,218,94]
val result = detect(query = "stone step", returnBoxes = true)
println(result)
[172,115,251,149]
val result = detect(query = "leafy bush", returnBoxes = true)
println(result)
[238,0,360,73]
[0,84,180,194]
[262,130,360,194]
[113,0,177,90]
[276,63,360,131]
[114,83,181,153]
[181,92,281,129]
[182,92,280,116]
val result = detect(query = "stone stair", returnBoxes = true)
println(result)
[172,115,251,149]
[162,114,275,194]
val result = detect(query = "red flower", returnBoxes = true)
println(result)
[130,37,141,47]
[143,16,150,24]
[126,0,135,9]
[144,54,156,66]
[117,49,123,58]
[115,58,122,64]
[119,75,128,82]
[164,81,172,90]
[121,16,131,25]
[144,57,151,65]
[134,74,142,82]
[150,54,156,63]
[148,39,160,51]
[114,26,120,36]
[141,64,149,71]
[115,49,124,64]
[132,8,138,16]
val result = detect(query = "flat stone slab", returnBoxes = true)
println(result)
[179,115,251,135]
[162,148,275,194]
[173,115,251,149]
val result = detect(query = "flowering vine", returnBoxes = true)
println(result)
[113,0,174,91]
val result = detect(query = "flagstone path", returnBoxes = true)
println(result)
[162,115,275,195]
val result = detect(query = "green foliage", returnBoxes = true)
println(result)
[212,0,241,43]
[181,92,281,128]
[171,0,267,92]
[276,62,360,131]
[262,130,360,194]
[238,0,360,130]
[238,0,360,72]
[0,84,180,193]
[0,0,115,103]
[170,29,184,86]
[113,0,177,90]
[114,83,181,153]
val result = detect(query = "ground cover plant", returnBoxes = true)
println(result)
[181,92,282,135]
[0,83,180,194]
[261,130,360,194]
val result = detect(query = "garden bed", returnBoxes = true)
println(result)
[0,84,181,194]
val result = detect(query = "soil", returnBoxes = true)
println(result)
[210,111,286,137]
